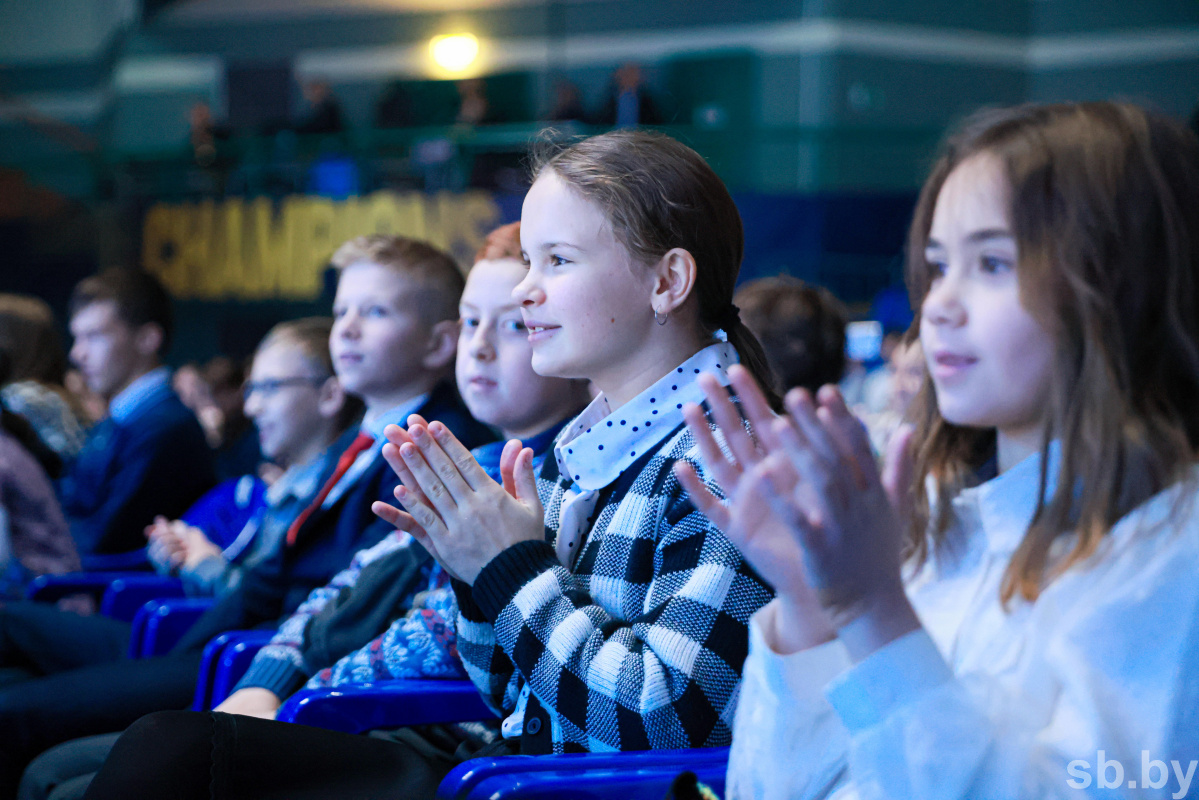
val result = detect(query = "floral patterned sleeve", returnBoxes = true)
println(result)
[306,585,466,689]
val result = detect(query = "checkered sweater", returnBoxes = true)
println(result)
[453,414,774,754]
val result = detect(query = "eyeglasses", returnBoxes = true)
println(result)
[243,376,327,401]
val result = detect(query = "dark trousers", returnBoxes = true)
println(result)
[0,603,130,677]
[81,711,515,800]
[0,644,202,799]
[16,734,119,800]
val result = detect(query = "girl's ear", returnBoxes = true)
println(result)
[316,375,347,420]
[651,247,698,316]
[421,319,460,372]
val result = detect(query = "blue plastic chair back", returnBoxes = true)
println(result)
[208,631,274,709]
[100,575,185,621]
[128,597,216,659]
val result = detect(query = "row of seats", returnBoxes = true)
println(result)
[27,571,728,799]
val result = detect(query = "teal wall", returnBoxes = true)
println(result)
[2,0,1198,194]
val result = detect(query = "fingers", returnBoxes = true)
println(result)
[755,452,813,535]
[783,388,841,466]
[409,424,473,502]
[770,416,833,530]
[512,447,541,512]
[673,461,731,532]
[381,441,430,508]
[881,424,916,520]
[727,365,780,450]
[682,401,740,490]
[699,372,758,469]
[383,423,415,450]
[428,421,493,491]
[397,440,458,519]
[499,439,522,497]
[371,499,440,551]
[816,386,879,489]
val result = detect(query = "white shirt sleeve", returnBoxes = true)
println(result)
[728,505,1199,800]
[725,607,853,800]
[826,532,1199,800]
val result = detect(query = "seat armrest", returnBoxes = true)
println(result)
[193,630,274,711]
[462,757,728,800]
[277,680,496,734]
[129,598,216,659]
[209,631,275,709]
[101,576,185,622]
[26,572,146,604]
[437,748,730,800]
[81,548,150,572]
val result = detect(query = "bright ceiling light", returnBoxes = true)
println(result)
[429,33,480,73]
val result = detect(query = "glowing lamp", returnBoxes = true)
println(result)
[430,33,480,73]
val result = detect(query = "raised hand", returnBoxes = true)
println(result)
[674,366,835,653]
[376,416,543,584]
[761,385,920,660]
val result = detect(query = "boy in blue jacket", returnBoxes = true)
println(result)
[61,269,216,558]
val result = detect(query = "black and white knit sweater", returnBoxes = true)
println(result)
[452,342,774,754]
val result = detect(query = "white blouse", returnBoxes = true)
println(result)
[726,451,1199,800]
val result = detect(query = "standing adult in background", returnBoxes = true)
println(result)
[0,295,86,467]
[598,63,662,128]
[295,80,345,136]
[61,269,216,558]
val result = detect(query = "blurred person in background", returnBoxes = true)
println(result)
[61,269,216,557]
[202,357,262,481]
[295,80,345,136]
[0,350,80,599]
[735,275,848,396]
[455,79,494,126]
[171,363,208,417]
[546,80,587,125]
[145,319,360,602]
[859,336,924,456]
[61,371,105,427]
[0,295,86,467]
[598,63,662,127]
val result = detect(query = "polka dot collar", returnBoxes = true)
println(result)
[555,341,739,491]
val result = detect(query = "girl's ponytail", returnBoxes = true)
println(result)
[708,305,782,411]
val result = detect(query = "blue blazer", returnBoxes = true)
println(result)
[58,391,216,556]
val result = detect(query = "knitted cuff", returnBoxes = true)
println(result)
[451,578,488,623]
[233,653,309,699]
[472,540,560,622]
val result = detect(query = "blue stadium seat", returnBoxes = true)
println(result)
[128,597,215,658]
[276,680,495,733]
[192,630,275,711]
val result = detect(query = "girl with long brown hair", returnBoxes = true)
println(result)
[680,101,1199,799]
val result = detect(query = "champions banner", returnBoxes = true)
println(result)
[141,190,502,301]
